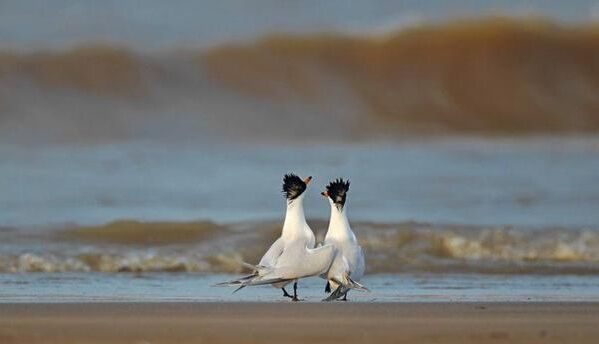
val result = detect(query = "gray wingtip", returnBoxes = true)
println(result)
[348,276,370,292]
[212,280,242,287]
[233,285,246,293]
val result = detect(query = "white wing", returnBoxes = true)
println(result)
[341,243,364,281]
[352,245,365,281]
[258,237,284,267]
[259,219,315,268]
[245,244,336,285]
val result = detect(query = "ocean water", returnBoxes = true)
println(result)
[1,139,599,283]
[3,139,599,227]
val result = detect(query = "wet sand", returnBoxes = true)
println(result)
[1,302,598,343]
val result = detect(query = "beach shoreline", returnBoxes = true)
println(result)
[1,302,598,343]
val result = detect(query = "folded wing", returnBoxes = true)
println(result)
[240,243,336,287]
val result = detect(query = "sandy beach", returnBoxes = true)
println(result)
[1,302,598,343]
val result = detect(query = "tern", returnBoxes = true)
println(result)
[321,178,368,301]
[217,173,335,301]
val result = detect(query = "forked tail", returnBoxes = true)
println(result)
[347,276,369,292]
[213,262,290,293]
[212,261,261,288]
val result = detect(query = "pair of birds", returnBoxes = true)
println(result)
[218,173,367,301]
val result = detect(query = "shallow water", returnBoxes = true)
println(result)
[1,273,598,303]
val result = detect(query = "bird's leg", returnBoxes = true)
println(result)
[292,281,300,302]
[342,291,348,301]
[281,288,293,299]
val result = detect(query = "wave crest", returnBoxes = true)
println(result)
[203,17,599,134]
[2,17,599,141]
[362,224,599,273]
[2,220,598,274]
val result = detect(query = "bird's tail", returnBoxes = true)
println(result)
[213,262,290,293]
[212,261,262,288]
[346,276,370,292]
[212,272,257,287]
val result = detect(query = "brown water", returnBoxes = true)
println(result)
[2,18,599,143]
[1,219,598,274]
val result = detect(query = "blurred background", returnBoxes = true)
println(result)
[1,0,599,144]
[1,1,599,290]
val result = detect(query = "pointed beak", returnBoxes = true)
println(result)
[303,176,312,184]
[321,191,329,198]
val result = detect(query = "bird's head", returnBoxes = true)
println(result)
[282,173,312,202]
[321,178,350,210]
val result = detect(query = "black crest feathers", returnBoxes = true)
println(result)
[282,173,307,201]
[326,178,350,206]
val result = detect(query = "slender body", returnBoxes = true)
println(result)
[321,178,367,301]
[217,174,334,301]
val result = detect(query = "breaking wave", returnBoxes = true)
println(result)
[202,17,599,134]
[1,17,599,142]
[2,220,598,274]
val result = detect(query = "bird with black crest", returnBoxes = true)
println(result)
[216,173,335,301]
[321,178,368,301]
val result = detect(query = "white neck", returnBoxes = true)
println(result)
[325,200,356,242]
[281,194,309,240]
